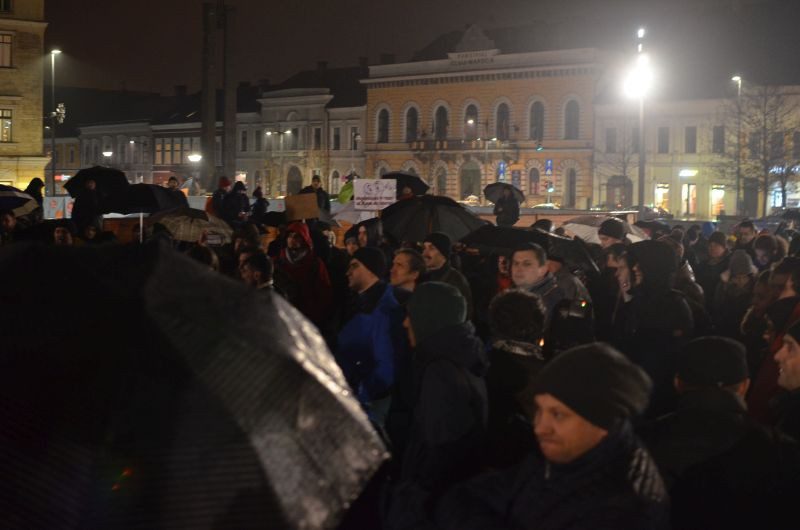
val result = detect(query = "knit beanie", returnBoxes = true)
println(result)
[532,343,652,429]
[424,232,452,258]
[407,281,466,345]
[728,249,756,276]
[598,218,626,241]
[677,336,749,387]
[352,247,386,279]
[708,231,727,248]
[219,176,232,188]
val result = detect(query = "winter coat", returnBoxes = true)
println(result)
[335,282,406,412]
[221,190,251,225]
[434,421,669,530]
[384,322,488,530]
[71,188,102,231]
[299,185,331,212]
[425,263,474,320]
[641,387,800,529]
[525,272,567,324]
[275,222,333,328]
[493,195,520,226]
[774,389,800,442]
[207,187,227,217]
[712,272,755,339]
[695,252,730,313]
[250,197,269,224]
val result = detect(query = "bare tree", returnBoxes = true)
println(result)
[594,115,639,208]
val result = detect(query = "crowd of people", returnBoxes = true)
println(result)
[3,175,800,529]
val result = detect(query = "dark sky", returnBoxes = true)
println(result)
[45,0,793,95]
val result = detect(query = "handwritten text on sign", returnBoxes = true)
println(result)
[354,179,397,210]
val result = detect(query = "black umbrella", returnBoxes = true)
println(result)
[64,166,129,199]
[107,183,189,215]
[483,182,524,204]
[0,242,387,529]
[381,171,430,198]
[381,194,487,243]
[0,184,39,218]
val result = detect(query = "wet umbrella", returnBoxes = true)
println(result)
[483,182,524,204]
[381,194,487,243]
[381,171,429,198]
[562,215,648,245]
[0,242,387,529]
[146,207,233,244]
[64,166,129,199]
[0,184,39,218]
[106,184,189,242]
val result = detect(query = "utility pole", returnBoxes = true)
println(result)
[220,0,238,184]
[201,2,218,191]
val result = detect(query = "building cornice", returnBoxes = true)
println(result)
[0,19,48,31]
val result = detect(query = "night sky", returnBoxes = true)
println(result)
[45,0,796,95]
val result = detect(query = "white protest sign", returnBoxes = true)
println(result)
[354,179,397,210]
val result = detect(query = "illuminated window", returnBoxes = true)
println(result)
[0,34,11,67]
[710,185,726,216]
[464,105,478,140]
[0,109,12,142]
[655,184,669,211]
[681,183,697,215]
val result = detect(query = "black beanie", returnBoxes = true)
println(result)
[598,218,626,241]
[344,226,359,243]
[407,282,466,345]
[353,247,386,279]
[708,231,727,248]
[678,336,748,387]
[532,343,652,429]
[424,232,452,258]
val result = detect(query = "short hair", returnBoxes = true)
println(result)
[395,248,426,275]
[167,176,178,183]
[739,220,756,231]
[243,251,273,280]
[489,289,546,343]
[511,242,547,267]
[312,175,321,182]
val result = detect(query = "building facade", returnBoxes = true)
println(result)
[362,26,609,208]
[0,0,48,188]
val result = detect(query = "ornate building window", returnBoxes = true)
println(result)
[564,100,579,140]
[405,107,418,142]
[464,105,478,140]
[530,101,544,141]
[496,103,510,141]
[378,109,390,143]
[434,106,448,140]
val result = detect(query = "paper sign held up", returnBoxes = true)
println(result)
[285,193,320,221]
[354,179,397,211]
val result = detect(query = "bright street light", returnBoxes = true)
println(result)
[102,150,113,157]
[637,28,645,39]
[188,153,202,163]
[623,54,653,99]
[51,49,62,55]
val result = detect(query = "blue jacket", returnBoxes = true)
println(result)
[336,283,406,407]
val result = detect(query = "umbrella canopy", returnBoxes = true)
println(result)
[0,185,39,218]
[483,182,524,204]
[64,166,129,199]
[0,242,387,529]
[381,194,487,243]
[381,171,430,198]
[332,201,377,225]
[106,183,189,215]
[146,207,233,244]
[562,215,648,245]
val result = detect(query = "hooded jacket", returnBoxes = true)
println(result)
[276,222,333,327]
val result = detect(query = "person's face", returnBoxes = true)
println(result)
[345,239,359,256]
[390,253,418,289]
[533,393,609,464]
[0,213,15,232]
[497,255,509,276]
[86,180,96,191]
[606,253,622,269]
[237,252,253,276]
[598,234,620,249]
[357,226,368,248]
[511,250,547,289]
[755,248,770,266]
[422,242,447,270]
[347,259,375,292]
[240,263,259,287]
[775,334,800,391]
[739,227,755,245]
[311,178,321,190]
[709,242,726,259]
[167,179,178,190]
[54,227,72,245]
[752,281,774,315]
[286,231,305,250]
[401,186,413,196]
[83,226,97,240]
[403,315,416,348]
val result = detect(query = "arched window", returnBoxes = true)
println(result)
[434,106,448,140]
[464,105,478,140]
[330,170,340,193]
[529,168,540,196]
[378,109,390,143]
[566,168,577,207]
[405,107,418,142]
[530,101,544,141]
[436,166,448,195]
[564,100,579,140]
[496,103,510,141]
[460,161,482,199]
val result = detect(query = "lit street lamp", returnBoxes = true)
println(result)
[49,49,62,196]
[624,30,653,214]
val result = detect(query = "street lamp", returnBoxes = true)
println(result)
[624,51,653,214]
[188,153,203,163]
[732,75,743,214]
[49,49,62,196]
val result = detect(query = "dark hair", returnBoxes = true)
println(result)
[739,220,755,231]
[167,176,178,183]
[243,251,273,280]
[605,242,628,260]
[772,256,800,294]
[312,175,321,182]
[395,248,426,276]
[489,289,546,343]
[186,245,220,271]
[511,242,547,267]
[754,234,786,264]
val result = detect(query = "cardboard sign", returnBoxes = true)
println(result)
[285,193,320,221]
[354,179,396,211]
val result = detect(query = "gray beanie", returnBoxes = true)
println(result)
[728,249,756,276]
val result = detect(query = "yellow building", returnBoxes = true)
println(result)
[0,1,48,189]
[363,26,610,208]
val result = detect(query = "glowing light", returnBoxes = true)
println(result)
[102,150,113,157]
[467,119,475,125]
[731,75,741,83]
[623,53,654,99]
[679,169,698,177]
[51,49,62,55]
[187,153,202,162]
[637,28,645,39]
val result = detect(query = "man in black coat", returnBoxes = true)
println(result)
[71,178,103,233]
[510,242,566,324]
[299,175,331,212]
[384,282,488,530]
[640,336,800,529]
[493,185,519,227]
[434,343,668,530]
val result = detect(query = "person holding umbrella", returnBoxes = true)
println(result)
[493,185,520,227]
[70,178,102,233]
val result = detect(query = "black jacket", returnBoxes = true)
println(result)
[526,272,567,324]
[493,195,520,226]
[435,422,669,530]
[641,388,800,529]
[221,191,251,225]
[300,185,331,212]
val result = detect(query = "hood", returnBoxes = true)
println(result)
[356,218,383,247]
[286,221,313,251]
[630,240,677,293]
[416,321,488,378]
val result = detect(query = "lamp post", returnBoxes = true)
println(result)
[623,29,653,215]
[732,75,743,215]
[49,49,61,196]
